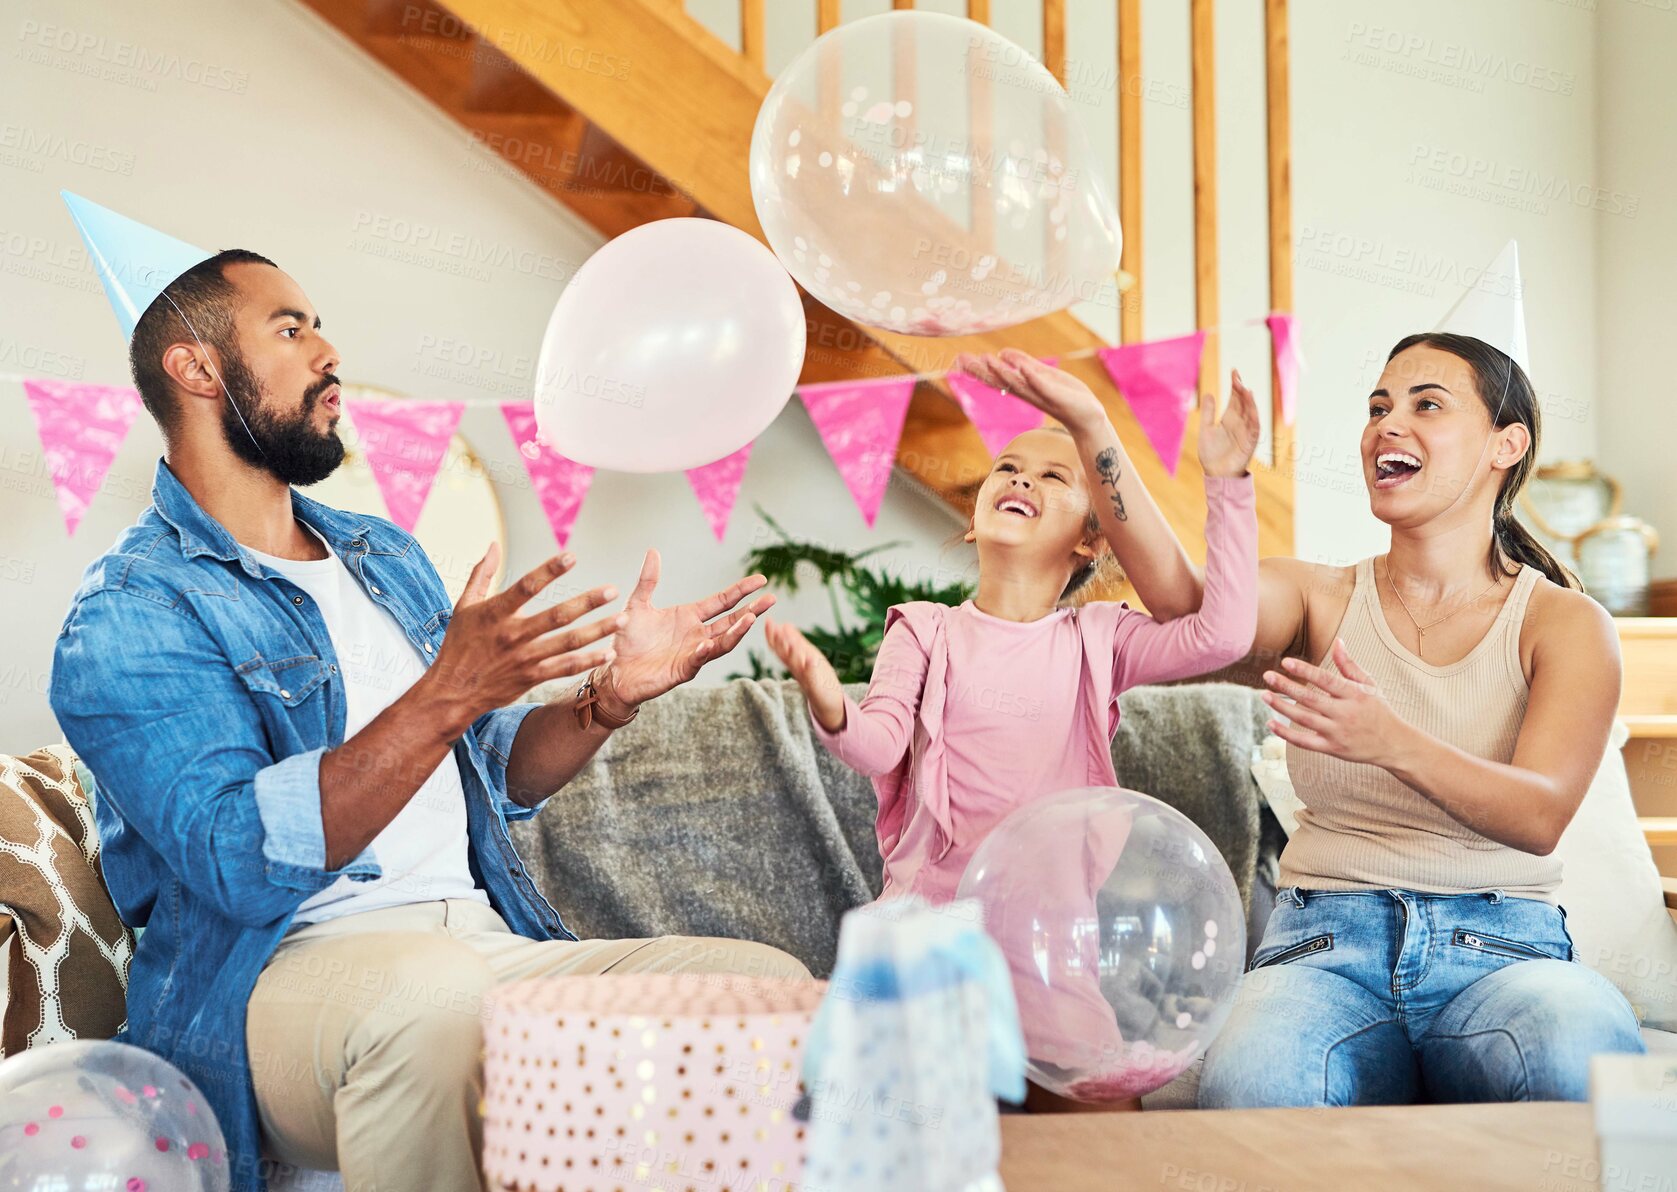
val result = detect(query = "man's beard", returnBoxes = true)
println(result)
[217,344,346,486]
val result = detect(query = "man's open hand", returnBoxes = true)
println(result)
[422,543,623,732]
[593,548,775,714]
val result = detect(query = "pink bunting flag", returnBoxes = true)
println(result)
[798,376,917,527]
[945,358,1056,457]
[685,442,754,542]
[1267,312,1302,427]
[1097,333,1207,476]
[21,379,145,535]
[501,403,595,549]
[348,399,465,532]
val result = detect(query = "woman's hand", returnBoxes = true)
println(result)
[1261,640,1412,767]
[763,616,847,733]
[1198,369,1261,478]
[951,348,1106,435]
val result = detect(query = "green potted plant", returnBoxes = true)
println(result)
[733,508,973,683]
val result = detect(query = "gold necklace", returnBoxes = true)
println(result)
[1382,558,1506,662]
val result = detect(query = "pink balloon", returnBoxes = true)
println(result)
[534,218,806,473]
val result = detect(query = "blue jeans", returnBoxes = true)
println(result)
[1199,888,1645,1107]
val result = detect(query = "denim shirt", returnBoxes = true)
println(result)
[49,459,574,1192]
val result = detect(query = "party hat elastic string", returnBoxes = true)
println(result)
[157,288,266,458]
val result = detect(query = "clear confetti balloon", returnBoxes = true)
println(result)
[750,10,1121,337]
[957,787,1245,1102]
[0,1040,230,1191]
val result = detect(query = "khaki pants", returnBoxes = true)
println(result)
[246,899,811,1192]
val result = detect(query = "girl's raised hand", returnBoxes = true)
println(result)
[951,349,1106,434]
[763,616,847,733]
[1198,369,1261,478]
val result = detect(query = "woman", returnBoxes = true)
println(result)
[1193,331,1645,1106]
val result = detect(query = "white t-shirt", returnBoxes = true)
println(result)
[247,524,487,928]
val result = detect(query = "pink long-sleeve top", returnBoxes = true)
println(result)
[811,474,1259,903]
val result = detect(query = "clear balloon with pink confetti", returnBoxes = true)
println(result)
[0,1040,229,1191]
[750,10,1122,337]
[957,787,1246,1103]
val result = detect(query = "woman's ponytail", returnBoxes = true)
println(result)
[1493,502,1577,591]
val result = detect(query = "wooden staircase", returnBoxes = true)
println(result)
[292,0,1295,581]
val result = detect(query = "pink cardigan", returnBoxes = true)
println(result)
[811,474,1258,901]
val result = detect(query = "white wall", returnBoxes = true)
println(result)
[0,0,959,750]
[1596,0,1677,580]
[1289,0,1600,563]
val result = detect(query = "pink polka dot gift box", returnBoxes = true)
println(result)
[482,973,827,1192]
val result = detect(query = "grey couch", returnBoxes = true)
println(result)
[510,677,1286,1110]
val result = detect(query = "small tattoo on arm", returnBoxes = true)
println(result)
[1094,447,1128,522]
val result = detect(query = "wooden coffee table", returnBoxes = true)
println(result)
[1000,1103,1599,1191]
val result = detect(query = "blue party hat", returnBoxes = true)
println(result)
[61,190,213,343]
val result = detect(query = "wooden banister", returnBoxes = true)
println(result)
[740,0,764,71]
[1190,0,1219,396]
[894,3,916,153]
[1043,0,1066,84]
[1042,0,1067,301]
[1266,0,1294,473]
[968,11,995,256]
[1117,0,1142,344]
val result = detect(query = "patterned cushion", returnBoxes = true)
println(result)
[0,745,133,1054]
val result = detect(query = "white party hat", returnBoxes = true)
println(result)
[1433,240,1529,372]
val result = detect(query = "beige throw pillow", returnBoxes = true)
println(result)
[0,746,134,1054]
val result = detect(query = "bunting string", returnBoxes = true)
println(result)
[0,314,1279,404]
[0,311,1298,543]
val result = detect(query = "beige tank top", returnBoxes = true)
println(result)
[1277,557,1561,902]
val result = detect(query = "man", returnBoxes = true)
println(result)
[49,193,807,1192]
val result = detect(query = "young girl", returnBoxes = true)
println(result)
[764,349,1262,905]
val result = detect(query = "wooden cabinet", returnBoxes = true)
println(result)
[1617,618,1677,909]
